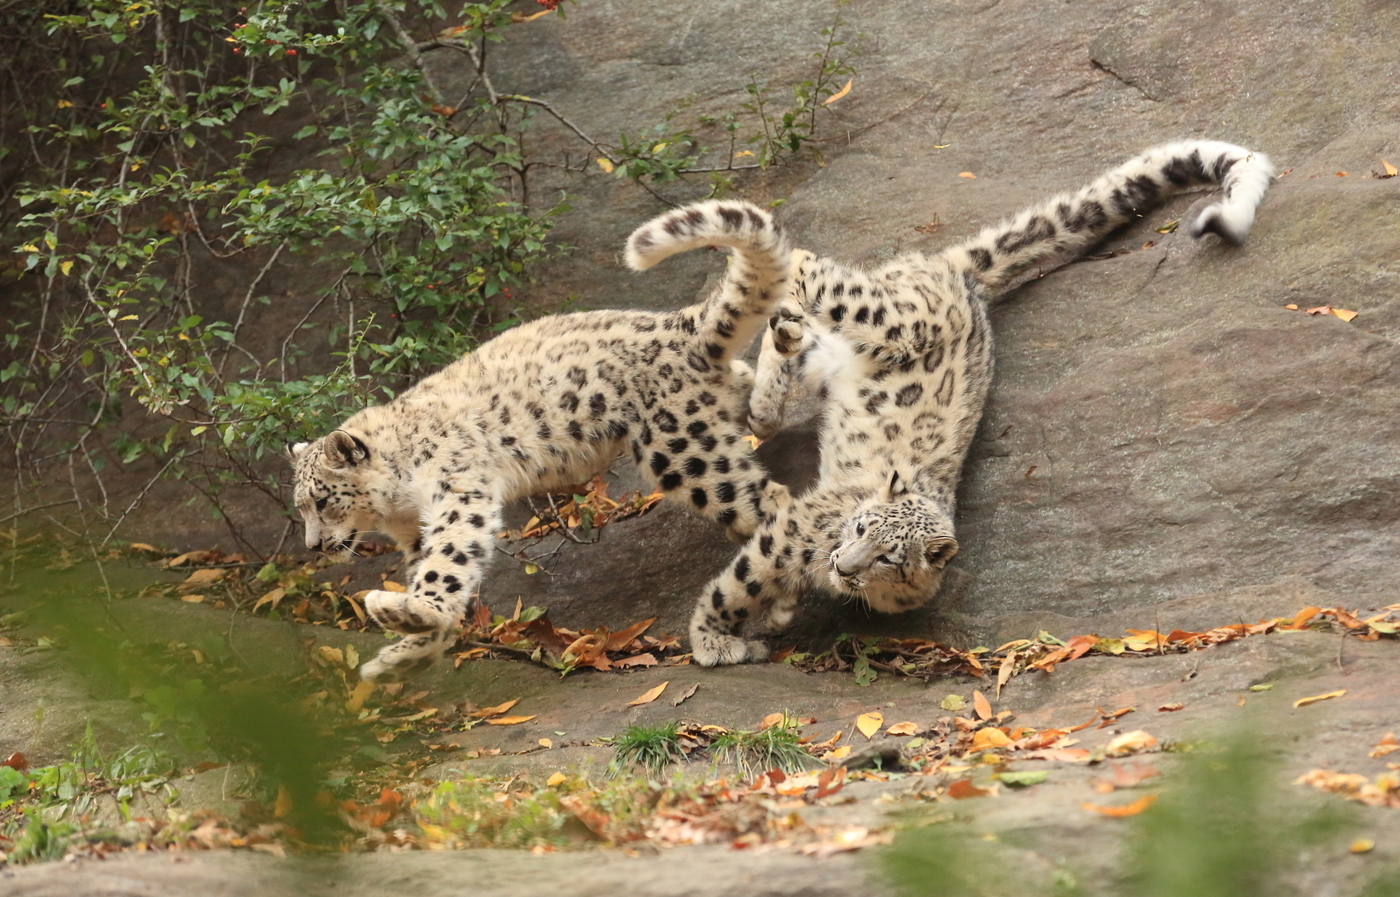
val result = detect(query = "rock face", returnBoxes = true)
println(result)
[469,0,1400,648]
[113,0,1400,648]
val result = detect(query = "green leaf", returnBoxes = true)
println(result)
[997,770,1048,787]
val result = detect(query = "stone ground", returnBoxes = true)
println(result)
[5,0,1400,892]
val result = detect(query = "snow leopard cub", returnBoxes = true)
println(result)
[691,140,1275,665]
[289,200,791,683]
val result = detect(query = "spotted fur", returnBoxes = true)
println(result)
[692,140,1275,665]
[289,200,791,682]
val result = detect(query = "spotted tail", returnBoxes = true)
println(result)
[627,200,791,354]
[947,140,1275,292]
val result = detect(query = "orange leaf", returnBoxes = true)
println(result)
[1083,794,1157,817]
[973,690,993,721]
[1293,689,1345,708]
[2,752,28,772]
[822,78,853,105]
[1290,606,1322,629]
[1157,703,1185,713]
[948,779,991,799]
[469,698,520,719]
[604,618,656,651]
[815,766,846,798]
[972,727,1013,751]
[485,715,537,726]
[958,171,977,179]
[1383,159,1398,177]
[886,721,920,736]
[1369,733,1399,759]
[996,653,1015,698]
[274,785,294,819]
[626,681,669,706]
[1330,308,1359,322]
[346,680,374,714]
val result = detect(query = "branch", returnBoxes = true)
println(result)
[0,499,79,526]
[375,1,446,106]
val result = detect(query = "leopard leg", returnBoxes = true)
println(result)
[690,513,800,665]
[359,489,502,683]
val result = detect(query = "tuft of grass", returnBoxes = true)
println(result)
[606,720,686,774]
[711,715,819,779]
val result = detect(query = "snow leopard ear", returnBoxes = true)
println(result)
[285,442,310,463]
[323,431,371,468]
[926,537,959,569]
[881,470,910,502]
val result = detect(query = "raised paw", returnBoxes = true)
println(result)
[359,632,446,683]
[768,305,806,357]
[691,631,771,666]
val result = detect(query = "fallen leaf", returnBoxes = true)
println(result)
[1351,839,1375,854]
[181,567,225,587]
[1285,303,1299,310]
[380,580,406,593]
[486,715,537,726]
[1104,730,1158,757]
[1293,689,1346,708]
[546,771,566,787]
[822,78,853,105]
[1083,794,1157,817]
[958,171,977,179]
[316,645,345,667]
[128,542,162,553]
[816,765,846,798]
[537,738,553,749]
[604,618,656,651]
[973,690,993,720]
[997,770,1047,787]
[941,694,966,712]
[1336,171,1349,177]
[1248,683,1275,692]
[346,680,374,714]
[671,683,699,707]
[1369,733,1399,759]
[855,711,884,739]
[2,752,28,772]
[470,698,520,719]
[886,721,920,736]
[996,653,1015,698]
[626,681,669,707]
[180,594,205,603]
[1100,762,1160,791]
[1330,308,1359,322]
[614,652,658,668]
[972,727,1013,751]
[948,779,992,799]
[1157,703,1185,713]
[254,587,285,612]
[274,784,294,819]
[1383,159,1398,177]
[596,157,615,174]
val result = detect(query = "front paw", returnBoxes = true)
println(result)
[364,589,438,634]
[691,631,771,666]
[359,633,444,683]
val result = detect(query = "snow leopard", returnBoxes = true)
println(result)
[689,140,1275,665]
[289,200,791,682]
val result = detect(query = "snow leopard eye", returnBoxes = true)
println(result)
[876,554,893,565]
[855,522,866,537]
[315,496,329,512]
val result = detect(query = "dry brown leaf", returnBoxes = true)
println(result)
[469,698,520,719]
[604,618,656,651]
[346,680,374,714]
[671,683,700,707]
[855,711,884,739]
[973,690,993,721]
[626,681,669,706]
[1083,794,1157,817]
[972,727,1013,751]
[1105,730,1158,757]
[1369,733,1399,759]
[179,594,205,603]
[485,715,537,726]
[996,653,1015,698]
[1293,689,1346,708]
[947,779,992,799]
[958,171,977,179]
[181,567,225,587]
[886,721,920,736]
[1331,308,1359,322]
[380,580,406,593]
[1157,703,1185,713]
[254,587,285,612]
[822,78,853,105]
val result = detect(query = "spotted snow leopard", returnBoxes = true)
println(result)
[289,200,791,682]
[688,140,1275,665]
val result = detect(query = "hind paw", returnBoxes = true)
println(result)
[364,589,440,634]
[768,306,806,356]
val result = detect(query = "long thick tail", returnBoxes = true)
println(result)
[946,140,1275,292]
[626,200,791,353]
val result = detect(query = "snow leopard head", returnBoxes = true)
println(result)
[287,430,395,556]
[827,471,959,613]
